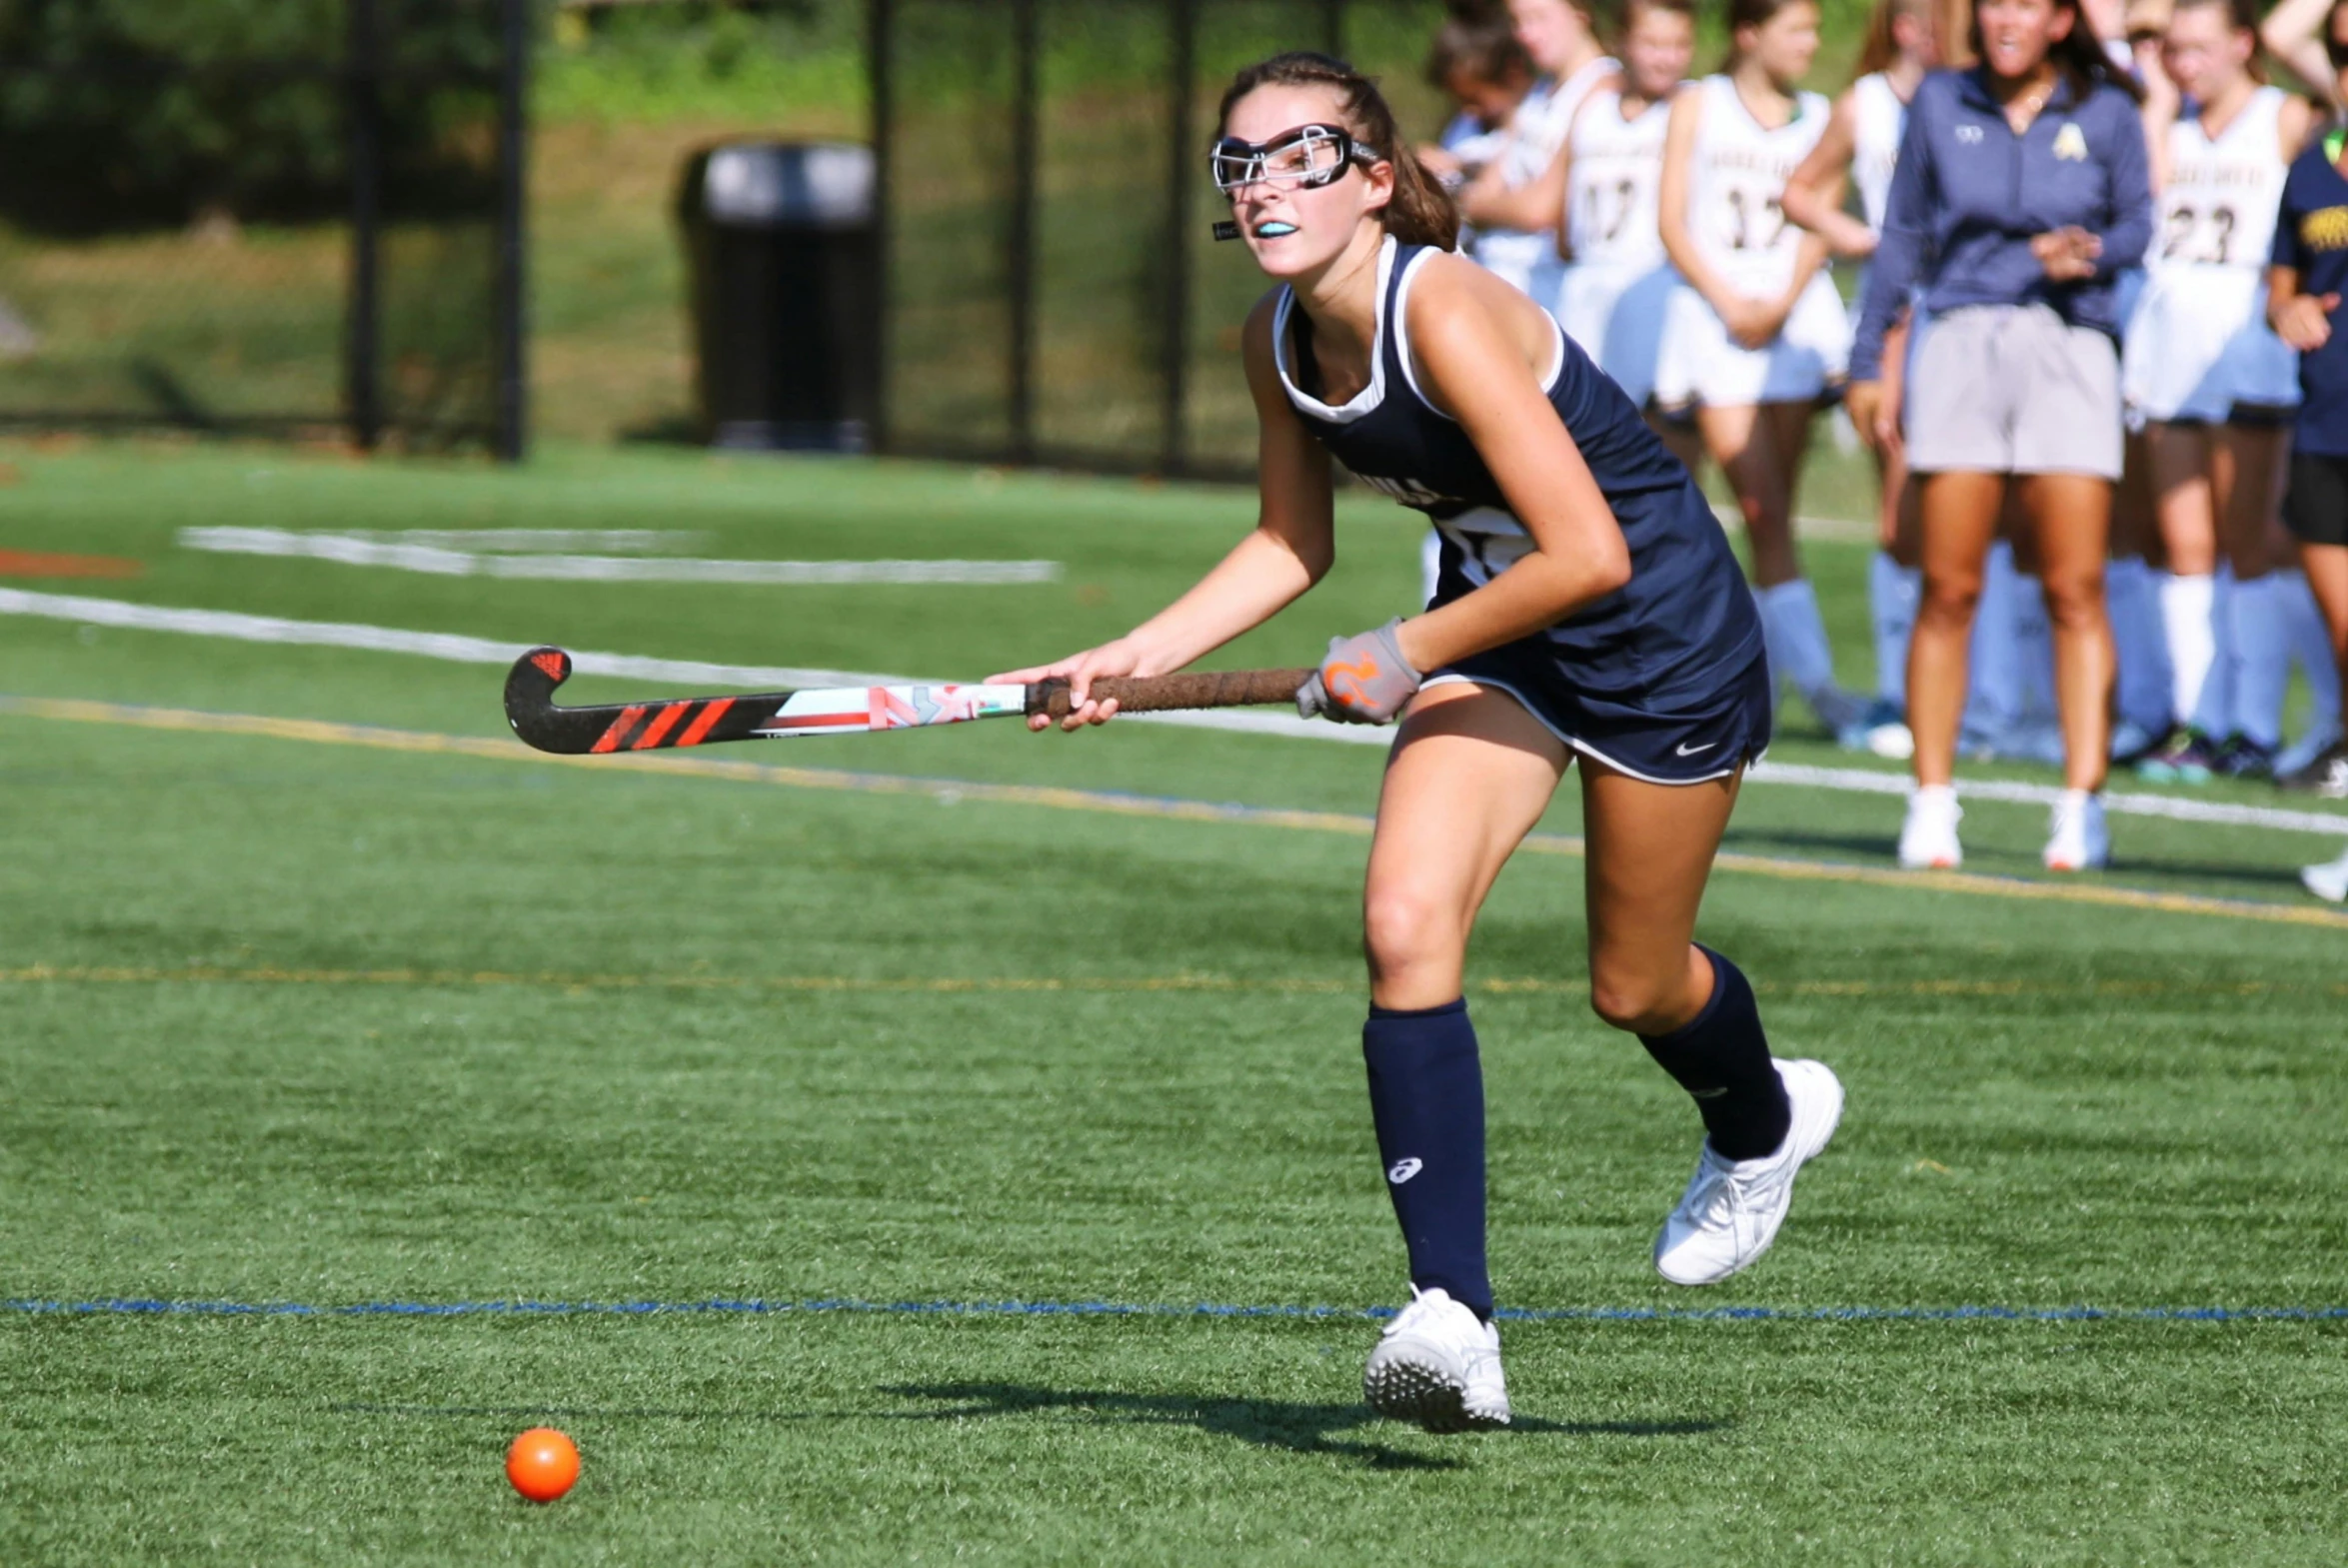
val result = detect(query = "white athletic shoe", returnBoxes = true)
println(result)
[1898,785,1963,869]
[2304,845,2348,904]
[2042,790,2109,872]
[1362,1286,1509,1433]
[1654,1058,1843,1287]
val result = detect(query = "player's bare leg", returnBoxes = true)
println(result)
[2145,422,2227,779]
[1698,401,1799,588]
[1578,759,1841,1284]
[1363,683,1566,1010]
[2019,473,2115,794]
[1355,682,1565,1432]
[1702,400,1861,739]
[1901,470,2003,867]
[2211,421,2291,775]
[1908,471,2002,786]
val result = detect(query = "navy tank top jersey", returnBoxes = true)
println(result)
[1274,237,1762,714]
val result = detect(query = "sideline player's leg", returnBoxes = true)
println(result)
[1700,400,1864,742]
[2021,471,2116,867]
[1903,470,2005,868]
[1577,758,1841,1285]
[1356,683,1566,1432]
[2280,448,2348,817]
[2296,531,2348,894]
[1866,321,1923,756]
[2144,421,2227,781]
[2212,420,2291,778]
[2107,430,2176,764]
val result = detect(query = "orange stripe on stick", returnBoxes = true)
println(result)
[590,705,647,754]
[675,699,733,747]
[631,702,690,750]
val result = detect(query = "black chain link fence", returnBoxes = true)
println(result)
[0,0,527,458]
[872,0,1446,478]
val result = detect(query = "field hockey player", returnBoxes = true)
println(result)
[1657,0,1877,752]
[995,50,1843,1436]
[1850,0,2152,871]
[1783,0,1943,759]
[2126,0,2318,782]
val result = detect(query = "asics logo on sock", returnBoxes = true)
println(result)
[1386,1157,1423,1184]
[1691,1086,1728,1099]
[1675,741,1717,757]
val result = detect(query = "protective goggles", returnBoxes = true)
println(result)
[1207,124,1376,240]
[1208,123,1375,197]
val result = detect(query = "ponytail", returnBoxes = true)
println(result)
[1216,51,1462,251]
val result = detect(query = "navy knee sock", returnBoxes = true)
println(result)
[1636,946,1791,1161]
[1361,998,1491,1320]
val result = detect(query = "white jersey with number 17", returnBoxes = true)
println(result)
[1565,87,1670,271]
[1680,74,1829,293]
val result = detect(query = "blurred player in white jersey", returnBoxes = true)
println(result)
[2126,0,2318,782]
[1454,0,1617,311]
[1782,0,1941,756]
[1658,0,1869,746]
[1555,0,1698,472]
[1419,12,1537,235]
[1417,14,1541,605]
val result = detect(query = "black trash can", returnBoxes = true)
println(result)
[679,141,879,452]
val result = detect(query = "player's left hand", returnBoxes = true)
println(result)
[1296,619,1423,725]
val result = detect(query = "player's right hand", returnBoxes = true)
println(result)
[1845,382,1893,454]
[989,640,1144,732]
[2274,292,2340,353]
[2029,227,2101,283]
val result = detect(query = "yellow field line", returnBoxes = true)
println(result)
[7,693,2347,933]
[4,964,2341,998]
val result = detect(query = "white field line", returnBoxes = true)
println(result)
[328,529,704,555]
[178,527,1062,586]
[0,588,897,690]
[6,587,2344,838]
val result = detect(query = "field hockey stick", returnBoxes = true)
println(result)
[504,646,1314,756]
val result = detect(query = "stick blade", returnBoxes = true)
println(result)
[504,646,601,754]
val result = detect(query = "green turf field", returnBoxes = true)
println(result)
[4,442,2347,1564]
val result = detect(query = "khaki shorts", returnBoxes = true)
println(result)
[1904,304,2123,479]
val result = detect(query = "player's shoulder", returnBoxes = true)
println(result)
[1399,248,1550,357]
[1666,75,1713,125]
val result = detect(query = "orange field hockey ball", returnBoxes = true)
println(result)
[505,1427,581,1502]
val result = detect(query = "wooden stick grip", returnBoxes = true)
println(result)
[1027,668,1313,720]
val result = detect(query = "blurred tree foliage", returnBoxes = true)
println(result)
[0,0,505,233]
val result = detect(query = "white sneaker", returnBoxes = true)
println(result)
[1654,1058,1843,1287]
[2042,789,2109,871]
[2304,845,2348,904]
[1362,1286,1509,1433]
[1898,785,1962,869]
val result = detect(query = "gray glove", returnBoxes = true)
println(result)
[1295,619,1423,726]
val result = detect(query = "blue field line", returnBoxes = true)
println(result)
[5,1296,2346,1325]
